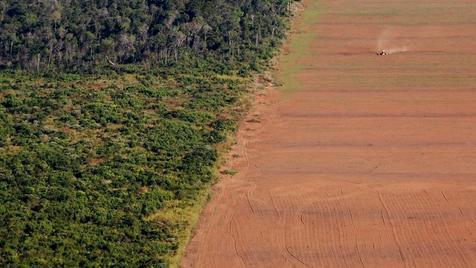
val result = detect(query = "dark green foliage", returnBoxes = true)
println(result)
[0,110,12,146]
[0,0,295,72]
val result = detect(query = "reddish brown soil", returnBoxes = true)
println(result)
[182,0,476,267]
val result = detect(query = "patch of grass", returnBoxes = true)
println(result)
[277,0,321,93]
[220,169,239,176]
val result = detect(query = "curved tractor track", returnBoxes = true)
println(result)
[182,0,476,267]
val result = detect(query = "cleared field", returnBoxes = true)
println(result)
[182,0,476,267]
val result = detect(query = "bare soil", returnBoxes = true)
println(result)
[182,0,476,267]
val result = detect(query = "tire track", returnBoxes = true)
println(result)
[182,0,476,266]
[378,193,407,267]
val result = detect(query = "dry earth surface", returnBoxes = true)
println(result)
[182,0,476,267]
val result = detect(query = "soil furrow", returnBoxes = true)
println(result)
[182,0,476,266]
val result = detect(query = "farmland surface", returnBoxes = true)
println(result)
[183,0,476,266]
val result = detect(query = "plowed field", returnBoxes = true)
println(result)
[182,0,476,267]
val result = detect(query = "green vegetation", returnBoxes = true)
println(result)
[0,0,300,266]
[0,70,246,266]
[278,0,320,92]
[0,0,295,72]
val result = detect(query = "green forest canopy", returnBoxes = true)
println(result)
[0,0,295,71]
[0,0,298,266]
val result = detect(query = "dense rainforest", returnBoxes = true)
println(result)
[0,0,294,71]
[0,0,298,266]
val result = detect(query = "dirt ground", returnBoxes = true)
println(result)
[182,0,476,267]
